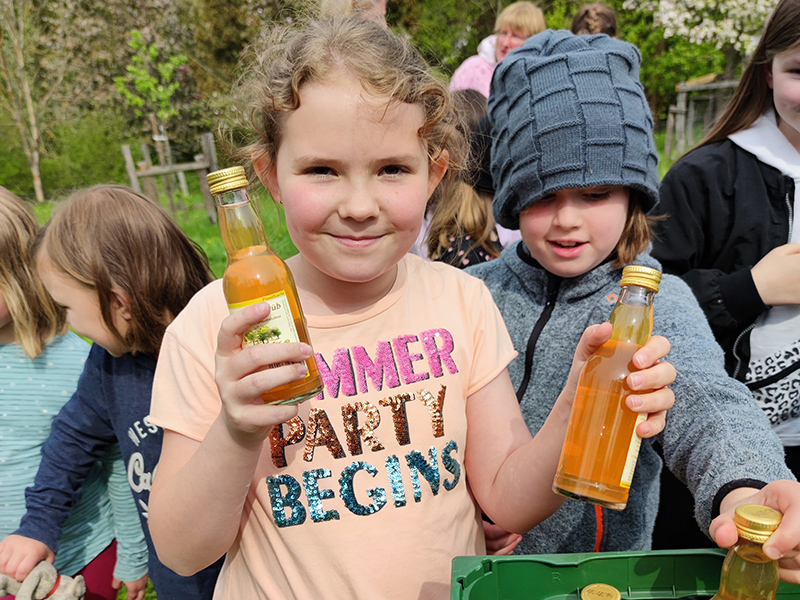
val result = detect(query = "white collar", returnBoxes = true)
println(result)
[728,109,800,180]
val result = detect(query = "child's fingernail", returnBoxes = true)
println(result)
[628,395,643,408]
[297,362,308,375]
[638,422,650,436]
[300,343,313,357]
[764,545,781,560]
[629,374,643,388]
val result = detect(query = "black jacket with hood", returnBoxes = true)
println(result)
[651,138,795,380]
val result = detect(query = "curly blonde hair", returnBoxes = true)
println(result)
[234,15,468,205]
[318,0,387,26]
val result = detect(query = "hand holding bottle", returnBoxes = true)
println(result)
[559,322,676,436]
[710,480,800,583]
[209,166,323,405]
[214,300,310,447]
[751,243,800,306]
[623,335,676,438]
[710,504,782,600]
[554,267,676,509]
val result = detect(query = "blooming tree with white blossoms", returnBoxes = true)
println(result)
[623,0,776,54]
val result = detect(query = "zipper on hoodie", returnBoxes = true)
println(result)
[732,323,756,380]
[516,274,561,401]
[732,190,793,379]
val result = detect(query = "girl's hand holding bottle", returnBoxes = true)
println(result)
[710,479,800,583]
[214,301,312,447]
[559,322,676,438]
[470,321,675,536]
[475,321,675,554]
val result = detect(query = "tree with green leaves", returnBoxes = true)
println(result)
[114,30,187,124]
[623,0,776,78]
[389,0,497,72]
[0,0,72,202]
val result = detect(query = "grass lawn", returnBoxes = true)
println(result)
[119,579,159,600]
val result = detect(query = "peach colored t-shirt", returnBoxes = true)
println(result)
[149,255,517,600]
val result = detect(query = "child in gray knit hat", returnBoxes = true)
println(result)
[489,29,659,230]
[467,30,800,575]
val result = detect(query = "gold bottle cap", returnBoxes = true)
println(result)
[620,265,662,293]
[581,583,621,600]
[207,166,249,195]
[734,504,782,543]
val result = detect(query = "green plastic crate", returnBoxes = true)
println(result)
[451,549,800,600]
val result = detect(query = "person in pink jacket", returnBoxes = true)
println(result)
[449,2,545,98]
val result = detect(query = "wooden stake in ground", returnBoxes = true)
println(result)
[150,112,176,217]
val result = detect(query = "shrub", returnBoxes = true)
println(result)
[41,109,144,192]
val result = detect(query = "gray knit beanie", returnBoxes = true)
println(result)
[489,29,660,230]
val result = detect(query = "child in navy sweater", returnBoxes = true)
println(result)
[0,186,223,600]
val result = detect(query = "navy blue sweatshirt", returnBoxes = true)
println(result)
[16,344,222,600]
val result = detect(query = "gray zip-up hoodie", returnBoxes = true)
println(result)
[467,244,793,553]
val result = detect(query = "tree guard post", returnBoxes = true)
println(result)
[120,132,219,222]
[122,145,142,194]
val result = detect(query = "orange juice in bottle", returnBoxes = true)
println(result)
[553,265,661,509]
[207,166,323,405]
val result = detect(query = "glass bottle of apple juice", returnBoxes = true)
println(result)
[553,265,662,509]
[207,166,323,405]
[712,504,781,600]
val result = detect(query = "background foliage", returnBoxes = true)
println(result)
[0,0,772,201]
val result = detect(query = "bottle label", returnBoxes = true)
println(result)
[229,292,300,348]
[620,412,647,488]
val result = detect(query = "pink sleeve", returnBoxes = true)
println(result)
[465,278,518,397]
[449,56,495,98]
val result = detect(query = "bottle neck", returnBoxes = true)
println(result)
[742,535,764,545]
[608,284,655,346]
[214,187,271,259]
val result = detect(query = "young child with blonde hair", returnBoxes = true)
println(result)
[0,185,222,599]
[0,187,148,600]
[427,88,502,267]
[146,16,675,599]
